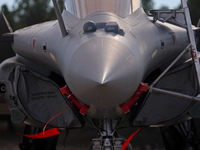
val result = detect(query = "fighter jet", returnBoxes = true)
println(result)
[0,0,200,149]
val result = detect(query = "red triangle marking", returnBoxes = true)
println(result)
[33,39,36,49]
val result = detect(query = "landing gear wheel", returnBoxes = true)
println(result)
[87,135,133,150]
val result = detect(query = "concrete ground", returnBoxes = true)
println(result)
[0,116,166,150]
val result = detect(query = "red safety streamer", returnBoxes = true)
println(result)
[43,106,69,133]
[122,128,141,150]
[17,106,69,139]
[17,128,60,139]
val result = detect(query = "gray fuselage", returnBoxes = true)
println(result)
[12,8,189,119]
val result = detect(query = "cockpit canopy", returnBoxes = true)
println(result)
[65,0,141,19]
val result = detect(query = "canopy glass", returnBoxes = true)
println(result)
[65,0,141,19]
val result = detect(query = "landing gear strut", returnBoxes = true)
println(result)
[161,120,200,150]
[90,120,133,150]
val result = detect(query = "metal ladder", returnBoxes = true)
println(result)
[149,0,200,91]
[147,0,200,102]
[181,0,200,88]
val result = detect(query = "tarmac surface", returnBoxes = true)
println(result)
[0,115,166,150]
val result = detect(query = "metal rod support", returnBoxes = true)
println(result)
[52,0,68,37]
[150,44,191,87]
[151,87,200,102]
[181,0,200,89]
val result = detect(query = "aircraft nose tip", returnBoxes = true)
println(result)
[67,38,138,109]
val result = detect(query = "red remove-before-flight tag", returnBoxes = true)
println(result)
[17,128,60,139]
[17,106,69,139]
[122,128,141,150]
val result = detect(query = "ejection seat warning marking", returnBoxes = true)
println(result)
[191,45,198,62]
[31,91,58,101]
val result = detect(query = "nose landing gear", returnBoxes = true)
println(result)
[92,137,123,150]
[90,120,133,150]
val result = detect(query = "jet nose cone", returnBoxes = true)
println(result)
[67,38,138,112]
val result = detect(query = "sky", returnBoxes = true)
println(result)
[154,0,181,9]
[0,0,182,10]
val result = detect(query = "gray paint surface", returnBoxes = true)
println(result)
[0,6,195,126]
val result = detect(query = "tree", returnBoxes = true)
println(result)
[159,5,169,10]
[1,0,65,31]
[0,5,15,30]
[142,0,154,14]
[12,0,57,30]
[187,0,200,26]
[2,0,155,30]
